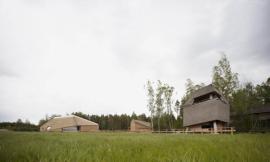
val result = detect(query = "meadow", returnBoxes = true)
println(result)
[0,132,269,162]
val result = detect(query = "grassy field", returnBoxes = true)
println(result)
[0,132,269,162]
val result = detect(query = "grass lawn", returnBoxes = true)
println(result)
[0,132,269,162]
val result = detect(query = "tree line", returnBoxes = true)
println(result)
[1,54,269,132]
[146,80,182,131]
[0,119,38,131]
[38,112,183,131]
[71,112,152,130]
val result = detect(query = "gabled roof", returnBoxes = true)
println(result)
[183,84,228,106]
[249,105,270,114]
[192,84,220,99]
[41,115,98,130]
[132,119,151,128]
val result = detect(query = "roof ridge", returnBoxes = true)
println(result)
[74,115,99,125]
[132,119,151,127]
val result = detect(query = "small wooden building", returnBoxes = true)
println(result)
[249,105,270,132]
[130,119,152,132]
[183,84,230,133]
[40,115,99,132]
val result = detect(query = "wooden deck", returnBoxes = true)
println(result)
[152,127,236,134]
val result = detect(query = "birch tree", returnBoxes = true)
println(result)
[181,79,205,106]
[174,100,181,118]
[155,80,165,131]
[146,80,155,130]
[164,84,174,129]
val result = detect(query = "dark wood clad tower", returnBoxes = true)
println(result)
[183,84,230,132]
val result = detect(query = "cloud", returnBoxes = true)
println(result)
[0,67,16,77]
[0,0,269,123]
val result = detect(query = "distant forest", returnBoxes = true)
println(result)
[0,112,181,131]
[1,54,269,132]
[0,119,38,131]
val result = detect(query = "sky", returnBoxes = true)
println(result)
[0,0,270,124]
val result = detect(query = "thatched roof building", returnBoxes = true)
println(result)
[183,84,230,132]
[249,105,270,117]
[40,115,99,132]
[249,105,270,132]
[130,119,152,132]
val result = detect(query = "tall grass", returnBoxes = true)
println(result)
[0,132,269,162]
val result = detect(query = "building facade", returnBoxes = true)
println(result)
[249,105,270,132]
[40,115,99,132]
[130,119,152,132]
[183,84,230,132]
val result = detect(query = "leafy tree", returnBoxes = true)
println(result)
[181,79,205,106]
[155,80,165,131]
[38,119,47,126]
[163,84,174,129]
[230,83,262,131]
[25,119,30,124]
[0,120,38,131]
[256,77,270,104]
[16,119,23,124]
[212,54,239,100]
[145,80,179,130]
[145,80,155,130]
[137,113,149,122]
[131,112,138,120]
[232,83,261,112]
[72,112,89,120]
[173,100,183,128]
[174,100,181,117]
[70,112,150,130]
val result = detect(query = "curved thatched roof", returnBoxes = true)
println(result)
[131,120,151,128]
[40,115,98,130]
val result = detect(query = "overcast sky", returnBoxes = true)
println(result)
[0,0,269,124]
